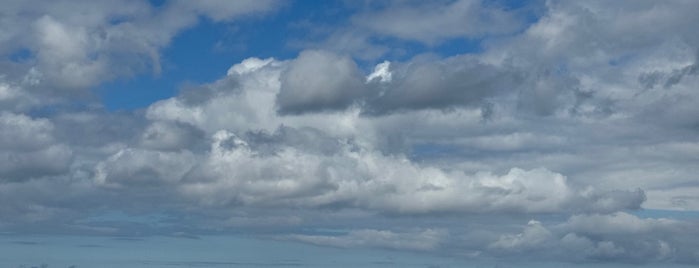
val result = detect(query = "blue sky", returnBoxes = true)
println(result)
[98,0,494,111]
[2,0,699,267]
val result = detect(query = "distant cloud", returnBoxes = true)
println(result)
[353,0,524,44]
[286,228,446,251]
[488,212,699,263]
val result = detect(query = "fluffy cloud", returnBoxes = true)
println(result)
[94,148,197,188]
[487,212,699,263]
[489,220,553,251]
[0,112,72,181]
[143,51,698,216]
[0,0,278,92]
[168,128,642,214]
[139,57,645,215]
[363,55,518,115]
[274,50,519,115]
[277,50,366,114]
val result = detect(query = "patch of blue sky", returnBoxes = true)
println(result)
[97,0,541,111]
[97,0,350,111]
[8,48,33,63]
[97,19,246,111]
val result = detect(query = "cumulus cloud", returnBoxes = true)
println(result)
[94,148,198,188]
[274,50,520,115]
[0,0,279,91]
[139,56,647,216]
[489,220,553,251]
[0,112,54,150]
[277,50,366,114]
[140,121,205,151]
[171,128,640,213]
[487,212,699,263]
[0,112,72,181]
[363,55,519,115]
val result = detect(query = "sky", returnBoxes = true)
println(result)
[1,0,699,267]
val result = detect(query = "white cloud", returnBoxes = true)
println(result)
[490,220,553,251]
[486,212,697,262]
[140,55,647,216]
[0,0,279,91]
[159,128,640,214]
[366,61,392,83]
[0,112,54,150]
[94,148,197,188]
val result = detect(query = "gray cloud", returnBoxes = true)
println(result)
[364,55,519,115]
[276,50,366,114]
[140,121,206,151]
[487,212,699,263]
[0,112,54,151]
[276,51,520,116]
[286,228,446,251]
[352,0,524,44]
[0,112,72,181]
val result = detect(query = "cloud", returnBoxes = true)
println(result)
[90,123,642,215]
[487,212,699,263]
[139,121,206,151]
[94,148,197,188]
[286,228,446,251]
[562,212,683,236]
[171,0,279,22]
[289,0,526,60]
[274,50,520,116]
[0,112,54,150]
[0,112,72,181]
[489,220,553,251]
[352,0,523,44]
[276,50,366,114]
[0,0,279,91]
[363,54,519,115]
[141,56,647,216]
